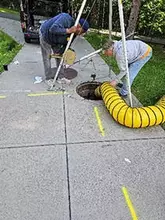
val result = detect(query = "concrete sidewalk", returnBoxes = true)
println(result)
[0,18,165,220]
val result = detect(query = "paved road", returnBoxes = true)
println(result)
[0,12,19,21]
[0,17,24,44]
[0,17,165,220]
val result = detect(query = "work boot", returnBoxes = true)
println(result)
[116,83,123,88]
[119,93,127,98]
[45,79,54,87]
[57,78,71,84]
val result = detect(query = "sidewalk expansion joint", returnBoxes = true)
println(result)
[0,136,165,150]
[63,93,72,220]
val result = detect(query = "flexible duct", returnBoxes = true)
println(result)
[95,82,165,128]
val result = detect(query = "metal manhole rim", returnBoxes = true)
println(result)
[76,81,102,100]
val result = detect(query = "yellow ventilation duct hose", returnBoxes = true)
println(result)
[95,82,165,128]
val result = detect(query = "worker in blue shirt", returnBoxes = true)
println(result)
[40,13,89,85]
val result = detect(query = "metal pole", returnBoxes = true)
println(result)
[117,0,133,107]
[67,32,135,68]
[108,0,113,76]
[109,0,112,40]
[71,48,103,66]
[50,0,88,90]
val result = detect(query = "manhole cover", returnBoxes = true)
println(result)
[76,81,102,100]
[51,67,78,79]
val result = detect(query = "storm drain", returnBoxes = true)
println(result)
[76,81,102,100]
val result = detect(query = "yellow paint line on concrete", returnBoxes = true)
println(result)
[0,96,6,99]
[122,187,138,220]
[27,91,66,97]
[94,106,105,136]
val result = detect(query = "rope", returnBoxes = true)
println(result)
[71,0,112,80]
[71,0,98,47]
[101,0,106,31]
[97,0,101,32]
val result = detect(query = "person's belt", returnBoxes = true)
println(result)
[140,46,152,59]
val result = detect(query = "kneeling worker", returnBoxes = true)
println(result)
[103,39,152,97]
[40,12,89,85]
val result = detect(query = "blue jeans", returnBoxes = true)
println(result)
[120,51,152,96]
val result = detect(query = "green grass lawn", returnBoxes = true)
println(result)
[0,30,22,73]
[85,32,165,106]
[0,7,19,15]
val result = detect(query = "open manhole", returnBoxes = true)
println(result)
[76,81,102,100]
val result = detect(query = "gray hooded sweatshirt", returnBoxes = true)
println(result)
[112,40,152,82]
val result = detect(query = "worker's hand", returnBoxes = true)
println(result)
[103,49,113,56]
[66,26,78,34]
[110,80,117,87]
[102,50,106,54]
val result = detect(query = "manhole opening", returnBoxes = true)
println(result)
[76,81,102,100]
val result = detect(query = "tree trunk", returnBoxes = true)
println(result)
[126,0,141,39]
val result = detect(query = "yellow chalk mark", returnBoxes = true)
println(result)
[28,91,66,97]
[94,107,105,136]
[0,96,6,99]
[122,187,138,220]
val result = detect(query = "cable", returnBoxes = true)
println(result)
[71,0,98,47]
